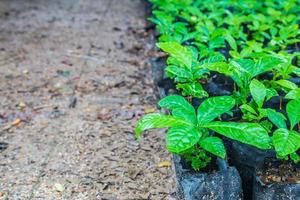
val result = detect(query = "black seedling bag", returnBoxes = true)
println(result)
[173,155,243,200]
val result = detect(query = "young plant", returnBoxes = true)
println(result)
[241,80,300,163]
[267,99,300,163]
[157,42,209,98]
[196,55,284,104]
[136,95,272,170]
[240,79,273,122]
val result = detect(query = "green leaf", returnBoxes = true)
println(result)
[224,34,237,51]
[198,62,234,76]
[267,109,287,129]
[258,108,268,119]
[176,82,208,98]
[135,113,190,138]
[292,67,300,77]
[286,88,300,99]
[165,65,192,79]
[159,95,194,113]
[230,60,252,87]
[166,126,201,153]
[286,99,300,129]
[250,56,283,78]
[197,96,235,124]
[202,122,272,149]
[159,95,196,124]
[240,104,257,115]
[199,137,226,158]
[260,120,273,132]
[200,55,225,64]
[157,42,193,68]
[290,152,300,163]
[266,88,279,100]
[273,128,300,157]
[250,79,266,108]
[275,80,297,90]
[192,68,210,79]
[233,59,253,75]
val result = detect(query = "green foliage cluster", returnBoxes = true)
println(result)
[136,0,300,170]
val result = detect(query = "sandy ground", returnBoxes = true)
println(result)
[0,0,175,199]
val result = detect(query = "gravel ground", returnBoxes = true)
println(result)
[0,0,175,199]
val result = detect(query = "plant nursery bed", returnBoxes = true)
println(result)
[138,0,300,199]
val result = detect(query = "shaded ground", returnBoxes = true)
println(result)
[0,0,175,199]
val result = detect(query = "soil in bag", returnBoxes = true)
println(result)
[253,159,300,200]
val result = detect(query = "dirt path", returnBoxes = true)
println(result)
[0,1,175,199]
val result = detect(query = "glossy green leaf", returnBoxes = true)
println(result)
[199,137,226,158]
[273,128,300,157]
[135,113,190,138]
[176,82,208,98]
[250,56,283,78]
[233,59,253,75]
[200,54,225,64]
[165,65,192,79]
[192,68,210,79]
[275,80,297,90]
[286,88,300,99]
[292,67,300,77]
[159,95,196,124]
[266,88,279,100]
[198,62,234,76]
[224,34,237,51]
[197,96,235,124]
[260,120,273,132]
[267,109,287,129]
[257,108,268,119]
[286,99,300,129]
[166,125,201,153]
[230,60,252,87]
[240,104,257,115]
[158,95,194,113]
[202,122,272,149]
[157,42,193,68]
[250,79,266,108]
[290,152,300,163]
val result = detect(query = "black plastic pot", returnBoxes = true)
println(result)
[253,178,300,200]
[253,160,300,200]
[174,155,243,200]
[227,140,276,199]
[150,57,167,85]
